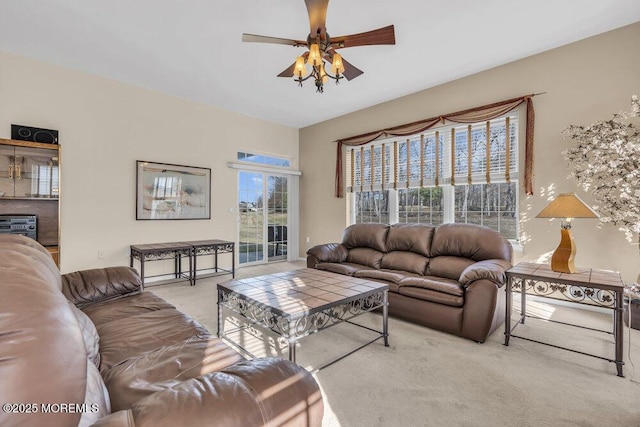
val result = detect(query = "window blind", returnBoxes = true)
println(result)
[346,116,517,193]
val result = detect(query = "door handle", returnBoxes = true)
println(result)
[15,163,21,179]
[8,163,13,179]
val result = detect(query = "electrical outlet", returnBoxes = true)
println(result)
[306,236,310,243]
[97,251,104,260]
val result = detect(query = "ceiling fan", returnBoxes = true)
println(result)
[242,0,395,93]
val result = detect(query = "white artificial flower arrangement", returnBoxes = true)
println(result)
[563,95,640,288]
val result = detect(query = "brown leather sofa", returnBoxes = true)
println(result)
[0,234,323,427]
[307,223,513,342]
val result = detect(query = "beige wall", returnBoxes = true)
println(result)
[0,51,298,274]
[300,22,640,282]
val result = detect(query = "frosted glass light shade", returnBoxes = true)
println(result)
[294,56,306,77]
[331,53,345,74]
[308,44,322,66]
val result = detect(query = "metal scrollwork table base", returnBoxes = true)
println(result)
[217,268,389,371]
[504,262,625,377]
[130,239,234,289]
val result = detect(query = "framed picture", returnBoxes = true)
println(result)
[136,160,211,220]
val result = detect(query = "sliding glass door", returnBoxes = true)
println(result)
[238,171,264,264]
[238,171,288,264]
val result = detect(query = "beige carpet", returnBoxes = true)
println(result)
[151,262,640,427]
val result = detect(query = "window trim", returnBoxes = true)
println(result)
[227,161,301,176]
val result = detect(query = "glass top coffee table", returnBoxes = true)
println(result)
[217,268,389,370]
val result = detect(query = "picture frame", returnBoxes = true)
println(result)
[136,160,211,220]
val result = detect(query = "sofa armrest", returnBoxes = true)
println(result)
[90,358,323,427]
[62,266,142,309]
[461,279,505,342]
[306,243,348,268]
[459,259,511,288]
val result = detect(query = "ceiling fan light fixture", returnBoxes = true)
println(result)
[294,56,307,78]
[242,1,395,93]
[308,43,322,66]
[330,53,345,75]
[319,66,329,83]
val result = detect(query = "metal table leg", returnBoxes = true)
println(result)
[383,290,389,346]
[504,277,512,346]
[521,278,527,324]
[217,289,224,339]
[139,257,145,290]
[287,316,298,363]
[615,290,624,377]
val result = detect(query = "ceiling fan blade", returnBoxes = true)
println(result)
[277,63,297,78]
[305,0,329,39]
[242,33,306,46]
[326,50,363,81]
[278,52,310,78]
[339,57,364,81]
[331,25,396,48]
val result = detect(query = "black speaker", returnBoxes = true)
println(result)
[11,124,59,144]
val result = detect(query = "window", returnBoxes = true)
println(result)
[398,187,444,224]
[453,182,517,237]
[355,191,390,224]
[237,152,291,168]
[347,115,519,240]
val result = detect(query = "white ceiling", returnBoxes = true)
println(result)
[1,0,639,129]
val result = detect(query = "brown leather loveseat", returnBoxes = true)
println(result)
[307,223,513,342]
[0,234,323,427]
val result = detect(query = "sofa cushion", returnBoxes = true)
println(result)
[380,251,428,275]
[347,248,384,269]
[397,286,464,307]
[0,233,53,257]
[69,303,101,367]
[62,267,142,308]
[386,223,434,256]
[83,292,176,328]
[354,269,419,285]
[315,262,371,276]
[0,249,87,427]
[96,358,324,427]
[307,243,348,263]
[426,256,475,281]
[0,239,61,290]
[97,308,209,374]
[342,223,389,252]
[399,276,464,297]
[103,336,243,411]
[430,222,513,261]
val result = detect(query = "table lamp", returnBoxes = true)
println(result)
[535,193,599,273]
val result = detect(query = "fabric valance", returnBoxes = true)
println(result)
[334,95,536,197]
